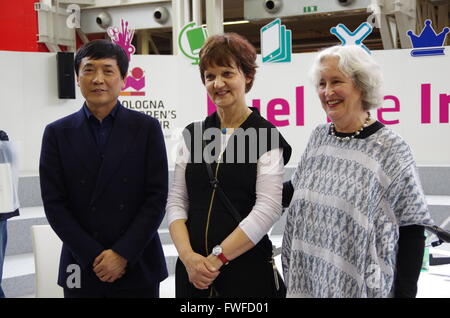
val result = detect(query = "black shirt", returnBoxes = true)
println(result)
[83,102,119,162]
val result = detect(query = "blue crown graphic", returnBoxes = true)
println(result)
[407,19,449,57]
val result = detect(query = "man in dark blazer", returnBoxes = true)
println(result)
[39,40,168,298]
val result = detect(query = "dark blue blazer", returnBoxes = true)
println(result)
[39,103,168,290]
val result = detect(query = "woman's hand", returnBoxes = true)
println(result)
[181,252,220,290]
[206,254,225,271]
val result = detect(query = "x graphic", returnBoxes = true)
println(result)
[330,22,373,53]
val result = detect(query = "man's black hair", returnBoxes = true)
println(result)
[74,39,129,79]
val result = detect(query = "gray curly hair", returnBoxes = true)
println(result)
[309,45,383,111]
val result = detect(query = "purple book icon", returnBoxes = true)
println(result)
[124,67,145,91]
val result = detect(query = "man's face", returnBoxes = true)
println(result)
[77,57,126,110]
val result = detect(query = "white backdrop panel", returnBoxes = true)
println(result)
[0,48,449,175]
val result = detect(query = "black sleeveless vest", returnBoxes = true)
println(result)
[182,108,291,257]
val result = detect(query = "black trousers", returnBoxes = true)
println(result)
[63,283,160,298]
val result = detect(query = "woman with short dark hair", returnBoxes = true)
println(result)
[167,33,291,297]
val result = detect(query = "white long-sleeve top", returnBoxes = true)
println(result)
[166,133,284,244]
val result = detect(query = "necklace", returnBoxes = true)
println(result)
[330,112,371,142]
[221,108,251,134]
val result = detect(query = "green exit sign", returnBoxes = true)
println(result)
[303,6,318,13]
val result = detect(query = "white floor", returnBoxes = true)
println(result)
[417,244,450,298]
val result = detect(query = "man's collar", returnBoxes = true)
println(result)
[83,102,120,120]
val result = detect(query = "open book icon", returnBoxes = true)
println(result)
[261,19,292,63]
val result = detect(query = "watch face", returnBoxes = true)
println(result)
[212,245,222,255]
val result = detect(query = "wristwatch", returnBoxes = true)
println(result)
[212,245,229,265]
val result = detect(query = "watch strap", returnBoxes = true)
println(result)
[217,252,229,265]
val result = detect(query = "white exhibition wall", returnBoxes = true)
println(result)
[0,47,449,176]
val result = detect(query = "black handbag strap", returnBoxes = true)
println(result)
[201,121,272,259]
[201,123,243,225]
[203,153,243,224]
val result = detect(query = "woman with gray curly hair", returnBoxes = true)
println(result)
[281,45,434,298]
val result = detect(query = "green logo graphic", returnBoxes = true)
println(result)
[178,22,208,65]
